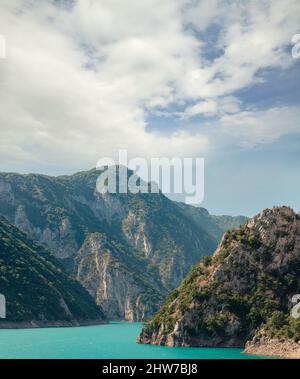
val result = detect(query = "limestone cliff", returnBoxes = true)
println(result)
[75,233,163,321]
[0,168,246,320]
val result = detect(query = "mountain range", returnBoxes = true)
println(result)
[0,168,246,321]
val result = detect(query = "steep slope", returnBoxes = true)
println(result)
[0,217,105,327]
[139,206,300,355]
[178,203,248,241]
[75,233,164,320]
[0,168,245,320]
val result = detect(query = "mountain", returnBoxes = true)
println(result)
[0,168,246,321]
[138,206,300,357]
[177,203,248,241]
[0,217,105,327]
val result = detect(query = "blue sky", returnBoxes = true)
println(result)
[0,0,299,216]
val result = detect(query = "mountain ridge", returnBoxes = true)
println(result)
[0,168,247,321]
[138,206,300,358]
[0,216,105,327]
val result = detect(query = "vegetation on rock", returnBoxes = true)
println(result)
[0,168,246,320]
[0,217,104,323]
[139,206,300,347]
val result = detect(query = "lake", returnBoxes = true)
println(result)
[0,322,269,359]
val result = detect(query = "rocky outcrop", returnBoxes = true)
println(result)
[244,335,300,359]
[138,206,300,351]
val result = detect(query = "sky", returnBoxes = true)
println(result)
[0,0,299,216]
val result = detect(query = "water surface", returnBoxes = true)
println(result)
[0,322,269,359]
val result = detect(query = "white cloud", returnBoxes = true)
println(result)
[180,96,241,118]
[183,0,300,98]
[220,106,300,147]
[182,100,218,118]
[0,0,299,173]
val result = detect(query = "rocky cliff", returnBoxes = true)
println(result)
[0,217,105,327]
[75,233,164,320]
[138,206,300,356]
[0,168,246,320]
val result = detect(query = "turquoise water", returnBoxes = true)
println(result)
[0,322,268,359]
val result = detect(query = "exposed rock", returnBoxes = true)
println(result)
[139,206,300,350]
[244,336,300,359]
[0,168,246,321]
[75,233,163,320]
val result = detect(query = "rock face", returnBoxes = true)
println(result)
[0,217,105,326]
[244,335,300,359]
[138,206,300,351]
[0,168,246,321]
[75,233,163,320]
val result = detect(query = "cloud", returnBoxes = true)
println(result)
[219,106,300,147]
[0,0,209,170]
[0,0,299,173]
[180,96,241,118]
[183,0,300,97]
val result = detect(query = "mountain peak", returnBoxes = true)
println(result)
[0,169,247,322]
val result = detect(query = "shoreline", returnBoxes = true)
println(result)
[1,321,299,359]
[0,319,108,329]
[244,338,300,359]
[139,333,300,359]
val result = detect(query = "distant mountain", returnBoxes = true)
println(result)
[0,168,246,321]
[177,203,248,241]
[0,217,105,327]
[138,206,300,358]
